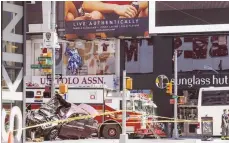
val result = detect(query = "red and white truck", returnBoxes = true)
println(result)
[25,86,166,139]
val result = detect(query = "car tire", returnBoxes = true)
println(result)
[102,124,121,139]
[46,128,59,141]
[128,133,136,139]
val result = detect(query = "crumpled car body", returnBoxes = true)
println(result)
[58,103,99,140]
[26,97,99,141]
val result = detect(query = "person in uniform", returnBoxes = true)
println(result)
[221,109,228,140]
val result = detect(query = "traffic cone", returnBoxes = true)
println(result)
[8,131,13,143]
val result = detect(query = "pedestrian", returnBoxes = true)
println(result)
[221,109,228,140]
[227,109,229,140]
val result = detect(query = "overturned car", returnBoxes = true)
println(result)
[26,93,99,140]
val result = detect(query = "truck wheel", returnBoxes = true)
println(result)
[102,124,121,139]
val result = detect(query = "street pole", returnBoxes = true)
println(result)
[51,1,56,97]
[119,70,128,143]
[173,49,179,139]
[115,39,120,93]
[122,70,126,134]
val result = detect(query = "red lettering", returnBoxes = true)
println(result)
[57,79,62,84]
[87,77,92,84]
[180,36,229,59]
[183,36,208,59]
[61,78,68,84]
[209,36,228,57]
[92,77,98,84]
[124,40,138,62]
[40,78,46,84]
[173,37,183,57]
[98,77,104,84]
[81,77,87,84]
[67,77,72,84]
[72,77,79,84]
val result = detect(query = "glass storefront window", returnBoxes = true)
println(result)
[32,40,116,76]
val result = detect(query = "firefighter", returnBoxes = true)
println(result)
[221,109,228,140]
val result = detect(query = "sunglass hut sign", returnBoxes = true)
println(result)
[156,75,229,88]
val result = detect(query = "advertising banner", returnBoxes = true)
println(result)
[174,35,229,72]
[26,75,118,89]
[122,38,153,73]
[64,1,149,39]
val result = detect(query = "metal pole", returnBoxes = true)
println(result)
[115,39,120,93]
[51,1,56,97]
[122,70,126,134]
[173,49,179,139]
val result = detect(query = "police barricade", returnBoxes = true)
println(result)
[201,117,213,141]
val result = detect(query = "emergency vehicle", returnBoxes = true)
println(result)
[25,85,166,139]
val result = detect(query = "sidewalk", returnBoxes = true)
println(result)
[26,138,229,143]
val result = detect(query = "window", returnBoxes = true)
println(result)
[43,91,51,98]
[201,90,229,106]
[26,91,34,98]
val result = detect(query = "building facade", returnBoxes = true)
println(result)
[2,1,26,142]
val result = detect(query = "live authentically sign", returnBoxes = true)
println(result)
[26,75,118,90]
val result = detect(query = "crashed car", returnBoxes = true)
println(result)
[26,93,99,140]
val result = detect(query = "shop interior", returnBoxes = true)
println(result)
[177,89,198,137]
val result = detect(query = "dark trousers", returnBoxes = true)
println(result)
[222,125,229,137]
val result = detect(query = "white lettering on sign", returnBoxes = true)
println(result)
[156,74,229,89]
[2,106,22,142]
[171,75,229,88]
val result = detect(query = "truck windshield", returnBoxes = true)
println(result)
[134,100,144,112]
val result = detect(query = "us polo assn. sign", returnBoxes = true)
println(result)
[26,75,118,89]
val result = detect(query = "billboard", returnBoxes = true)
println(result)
[64,1,149,39]
[149,1,229,34]
[122,38,153,73]
[174,35,229,72]
[33,40,116,76]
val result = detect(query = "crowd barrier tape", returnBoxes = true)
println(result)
[12,109,213,132]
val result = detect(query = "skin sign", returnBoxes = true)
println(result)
[2,106,22,142]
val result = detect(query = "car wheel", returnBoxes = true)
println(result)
[102,124,121,139]
[48,128,59,141]
[138,134,145,139]
[128,133,136,139]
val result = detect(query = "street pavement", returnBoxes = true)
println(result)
[26,138,229,143]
